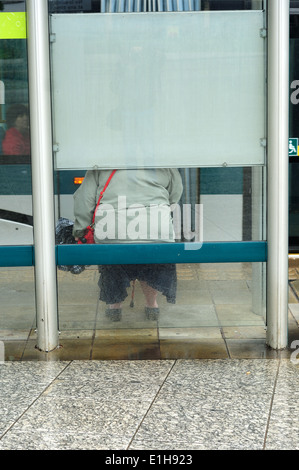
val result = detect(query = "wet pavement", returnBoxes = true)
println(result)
[1,262,271,360]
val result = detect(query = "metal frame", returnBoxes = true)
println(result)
[266,0,289,349]
[26,0,59,352]
[0,241,267,267]
[24,0,289,352]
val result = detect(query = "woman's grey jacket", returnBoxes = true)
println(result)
[72,168,183,243]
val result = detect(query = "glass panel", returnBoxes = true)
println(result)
[203,0,264,10]
[48,0,264,13]
[51,4,267,343]
[289,15,299,251]
[57,262,266,331]
[0,2,35,345]
[55,165,266,332]
[0,266,36,332]
[0,3,32,246]
[50,11,265,169]
[55,166,265,244]
[289,163,299,251]
[200,166,266,242]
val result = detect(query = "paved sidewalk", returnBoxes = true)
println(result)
[0,358,298,450]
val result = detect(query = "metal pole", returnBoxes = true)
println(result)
[266,0,289,349]
[26,0,59,352]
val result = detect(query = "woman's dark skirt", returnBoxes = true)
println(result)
[98,264,177,304]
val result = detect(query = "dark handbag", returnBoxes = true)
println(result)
[55,217,85,274]
[78,170,116,244]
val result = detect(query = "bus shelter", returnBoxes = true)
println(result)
[0,0,289,354]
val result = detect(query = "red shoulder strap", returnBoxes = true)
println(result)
[92,170,116,224]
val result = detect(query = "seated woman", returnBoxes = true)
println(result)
[73,168,183,321]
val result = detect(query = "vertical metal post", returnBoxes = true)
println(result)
[266,0,289,349]
[26,0,59,352]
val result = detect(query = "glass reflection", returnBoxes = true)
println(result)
[2,104,30,155]
[50,0,266,336]
[0,37,29,157]
[55,165,265,330]
[48,0,264,13]
[0,9,32,246]
[55,166,265,245]
[0,267,36,330]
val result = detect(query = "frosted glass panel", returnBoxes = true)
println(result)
[50,11,265,169]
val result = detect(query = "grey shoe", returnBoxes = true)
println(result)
[145,307,160,320]
[105,308,122,322]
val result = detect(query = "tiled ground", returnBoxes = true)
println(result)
[0,358,299,450]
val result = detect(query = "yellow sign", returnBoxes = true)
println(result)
[0,12,27,39]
